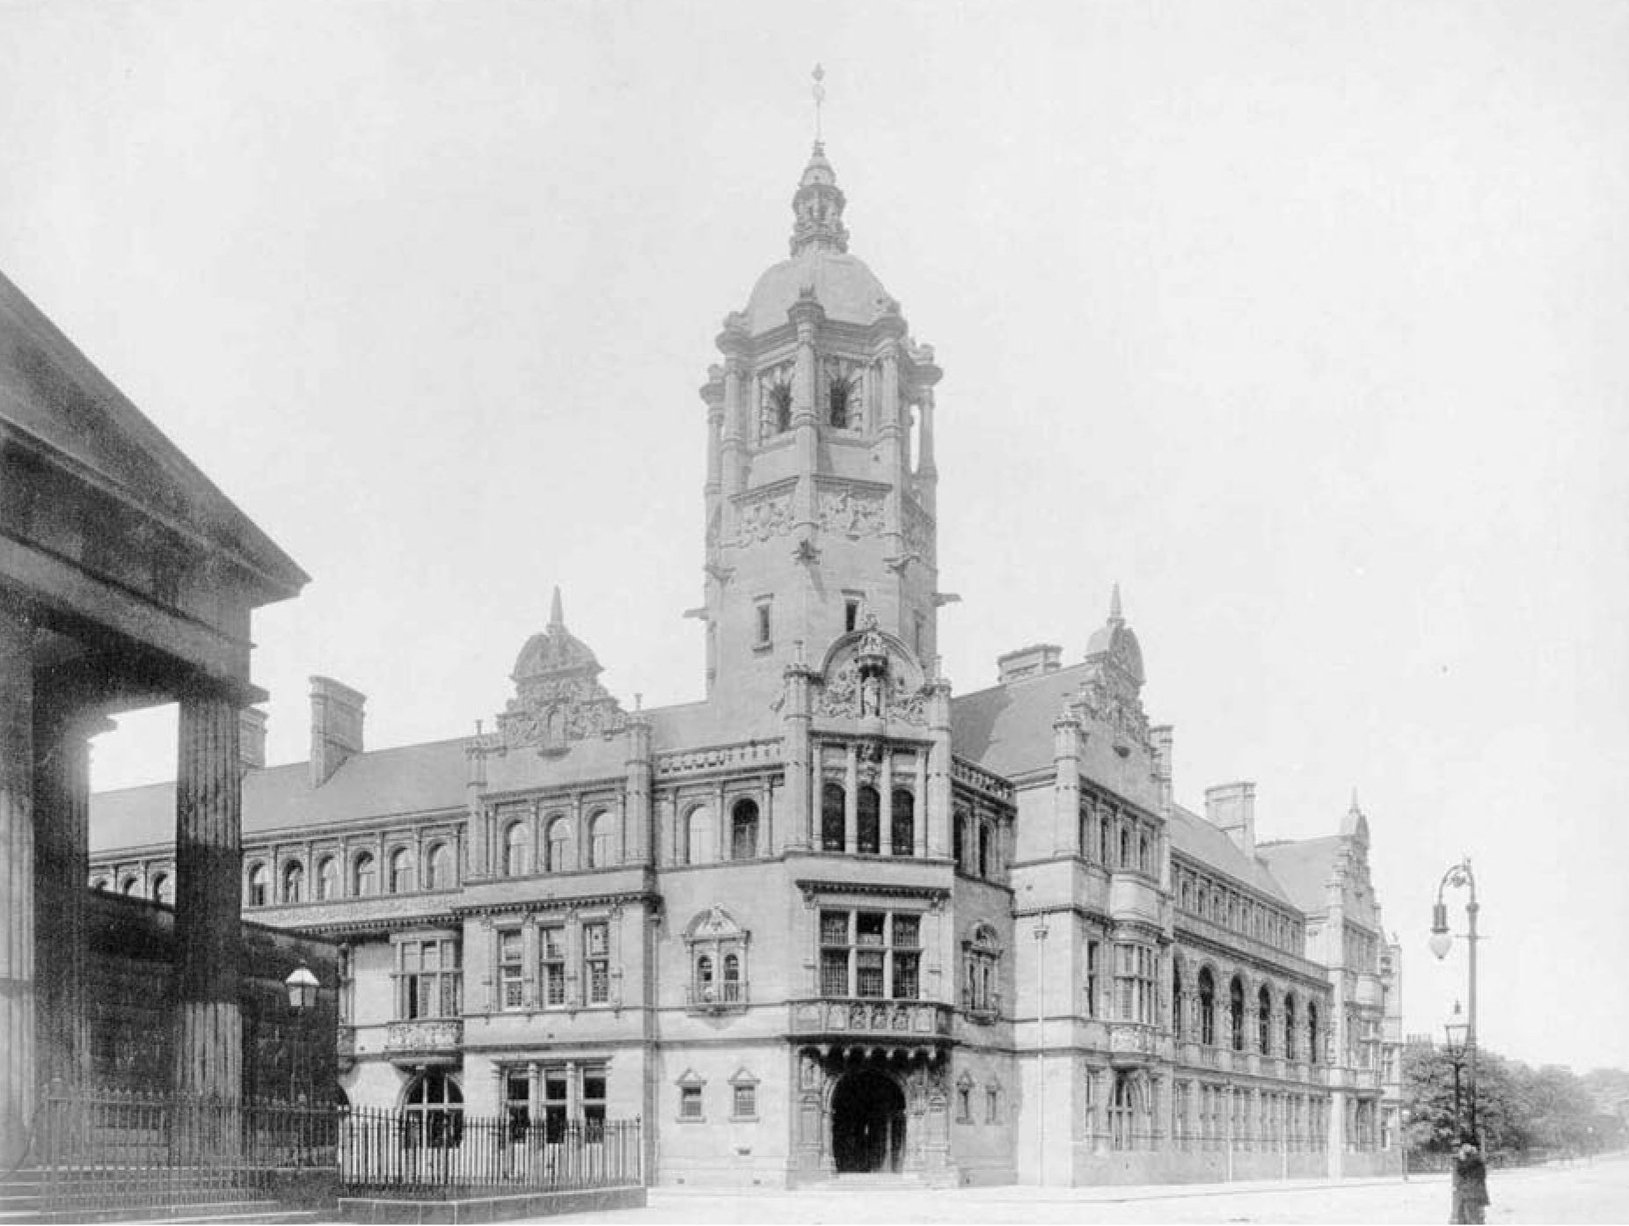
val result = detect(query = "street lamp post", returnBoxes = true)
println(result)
[284,963,319,1103]
[1443,1001,1470,1144]
[1429,860,1480,1145]
[1034,918,1049,1186]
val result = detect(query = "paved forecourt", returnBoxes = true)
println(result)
[551,1153,1629,1225]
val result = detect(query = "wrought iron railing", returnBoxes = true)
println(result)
[32,1089,642,1212]
[34,1088,336,1215]
[338,1108,642,1195]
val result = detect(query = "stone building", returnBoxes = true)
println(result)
[0,268,308,1165]
[89,139,1403,1186]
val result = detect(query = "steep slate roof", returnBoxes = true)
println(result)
[88,694,760,854]
[1168,804,1295,907]
[951,664,1087,778]
[90,737,471,853]
[1258,835,1344,915]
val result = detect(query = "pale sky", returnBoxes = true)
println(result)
[3,1,1626,1072]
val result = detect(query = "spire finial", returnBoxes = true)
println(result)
[1109,583,1124,623]
[1349,787,1361,813]
[549,585,565,631]
[812,64,826,143]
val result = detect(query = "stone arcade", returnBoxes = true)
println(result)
[88,139,1404,1187]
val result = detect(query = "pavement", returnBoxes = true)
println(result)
[550,1152,1629,1224]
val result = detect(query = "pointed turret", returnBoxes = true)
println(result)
[1109,582,1124,624]
[789,142,850,256]
[549,584,565,631]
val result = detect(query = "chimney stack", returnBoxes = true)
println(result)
[309,676,365,787]
[239,708,268,771]
[1205,781,1256,858]
[996,643,1062,685]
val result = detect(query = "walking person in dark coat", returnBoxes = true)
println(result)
[1453,1142,1490,1224]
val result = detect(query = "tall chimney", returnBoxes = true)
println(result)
[1205,781,1256,858]
[309,676,365,787]
[239,708,268,771]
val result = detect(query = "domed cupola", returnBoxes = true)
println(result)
[497,587,627,751]
[1076,585,1152,753]
[743,143,892,336]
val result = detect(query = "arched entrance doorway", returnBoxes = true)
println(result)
[831,1069,906,1174]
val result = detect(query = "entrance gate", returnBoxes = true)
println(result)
[830,1070,906,1174]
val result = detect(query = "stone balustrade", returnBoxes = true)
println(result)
[383,1018,463,1056]
[787,998,954,1045]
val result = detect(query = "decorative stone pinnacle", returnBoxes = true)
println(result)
[549,585,565,631]
[789,140,850,256]
[1109,583,1124,624]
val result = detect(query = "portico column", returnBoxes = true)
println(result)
[0,613,35,1165]
[33,704,103,1092]
[173,692,243,1103]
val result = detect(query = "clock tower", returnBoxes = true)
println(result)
[697,140,944,723]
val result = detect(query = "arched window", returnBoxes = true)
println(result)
[503,821,529,877]
[1229,977,1246,1052]
[91,877,110,892]
[685,806,714,865]
[1180,878,1192,910]
[730,799,759,861]
[316,856,339,901]
[821,784,845,852]
[890,789,914,856]
[1307,1002,1320,1065]
[1119,826,1131,868]
[424,842,452,891]
[545,817,573,872]
[1283,994,1297,1059]
[1198,968,1216,1046]
[389,848,414,894]
[1172,963,1186,1040]
[120,876,139,896]
[1099,815,1112,864]
[856,786,880,854]
[769,381,792,434]
[964,922,1002,1014]
[151,872,172,905]
[953,808,967,869]
[1139,833,1150,872]
[723,952,742,1002]
[282,860,304,904]
[403,1071,463,1148]
[694,954,714,1001]
[1258,984,1273,1054]
[977,823,992,878]
[1109,1071,1140,1150]
[246,863,268,907]
[589,811,614,868]
[352,851,377,897]
[828,374,853,428]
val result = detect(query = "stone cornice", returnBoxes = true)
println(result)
[795,878,950,903]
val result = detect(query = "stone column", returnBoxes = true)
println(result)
[173,692,243,1103]
[1052,708,1082,856]
[843,744,858,854]
[623,715,652,865]
[33,704,102,1092]
[925,682,953,859]
[0,613,35,1166]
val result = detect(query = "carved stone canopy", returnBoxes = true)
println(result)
[497,586,627,751]
[1074,586,1151,751]
[814,616,928,726]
